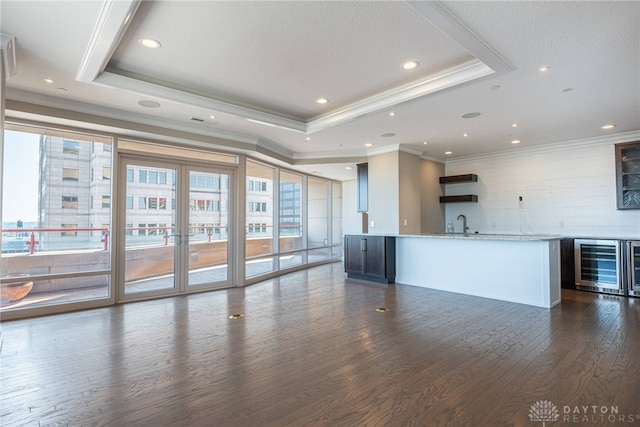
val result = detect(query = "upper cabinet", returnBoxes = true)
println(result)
[357,162,368,212]
[615,141,640,210]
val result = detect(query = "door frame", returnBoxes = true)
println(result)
[115,153,237,303]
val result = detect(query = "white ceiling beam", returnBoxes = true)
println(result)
[76,0,141,83]
[405,0,513,73]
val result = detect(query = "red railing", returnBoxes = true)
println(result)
[2,224,302,254]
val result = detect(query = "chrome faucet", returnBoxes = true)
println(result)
[457,214,469,234]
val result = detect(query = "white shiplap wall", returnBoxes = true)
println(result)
[443,132,640,239]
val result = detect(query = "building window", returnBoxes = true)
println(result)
[159,171,167,185]
[62,140,80,154]
[138,223,146,236]
[102,195,110,208]
[248,180,267,191]
[149,170,158,184]
[103,143,112,152]
[139,170,147,183]
[159,198,167,210]
[61,223,78,237]
[139,197,147,209]
[127,168,134,182]
[248,201,267,212]
[102,166,110,180]
[125,223,133,236]
[126,195,133,209]
[62,196,78,209]
[62,168,79,181]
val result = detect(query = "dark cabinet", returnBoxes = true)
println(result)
[615,141,640,209]
[560,238,575,289]
[344,235,395,283]
[357,163,368,212]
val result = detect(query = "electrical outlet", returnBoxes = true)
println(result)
[370,220,375,228]
[403,219,407,227]
[559,220,565,228]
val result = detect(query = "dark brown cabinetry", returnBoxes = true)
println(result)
[615,141,640,209]
[344,235,395,283]
[560,238,575,289]
[357,163,368,212]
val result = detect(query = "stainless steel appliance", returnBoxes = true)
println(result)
[626,241,640,297]
[574,239,623,295]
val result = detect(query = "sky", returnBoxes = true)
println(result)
[2,130,40,223]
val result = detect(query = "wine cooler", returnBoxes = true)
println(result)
[627,241,640,297]
[574,239,623,295]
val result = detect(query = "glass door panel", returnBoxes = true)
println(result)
[187,169,230,288]
[123,162,178,296]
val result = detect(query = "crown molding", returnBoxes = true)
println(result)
[445,131,640,165]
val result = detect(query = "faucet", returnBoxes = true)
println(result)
[457,214,469,234]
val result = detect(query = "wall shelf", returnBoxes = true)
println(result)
[439,195,478,203]
[439,174,478,184]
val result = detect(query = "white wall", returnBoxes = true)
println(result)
[444,133,640,239]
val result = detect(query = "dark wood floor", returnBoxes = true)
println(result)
[1,263,639,426]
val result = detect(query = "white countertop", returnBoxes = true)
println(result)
[398,233,562,242]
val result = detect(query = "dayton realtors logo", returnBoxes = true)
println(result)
[529,400,560,426]
[529,400,639,425]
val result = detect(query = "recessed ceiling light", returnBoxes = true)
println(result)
[305,137,311,141]
[365,143,373,147]
[512,123,518,127]
[315,97,329,104]
[402,61,419,70]
[461,112,481,119]
[139,38,161,49]
[539,66,549,72]
[601,124,616,130]
[463,133,468,137]
[138,100,161,108]
[562,88,573,93]
[209,115,216,119]
[490,85,501,90]
[512,140,521,144]
[345,166,353,170]
[57,87,68,93]
[423,141,428,145]
[44,78,54,84]
[445,151,452,155]
[381,132,395,138]
[389,112,396,117]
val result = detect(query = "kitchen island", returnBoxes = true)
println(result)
[395,233,561,308]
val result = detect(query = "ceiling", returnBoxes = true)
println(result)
[1,1,639,181]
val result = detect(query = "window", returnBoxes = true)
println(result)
[62,196,78,209]
[149,170,158,184]
[125,223,133,236]
[62,168,79,181]
[102,166,110,180]
[159,198,167,210]
[102,195,110,208]
[139,170,147,183]
[248,179,267,191]
[103,143,112,152]
[138,223,147,236]
[139,197,147,209]
[149,197,158,210]
[127,168,134,182]
[61,223,78,237]
[62,140,80,154]
[126,195,133,209]
[159,171,167,185]
[248,201,267,212]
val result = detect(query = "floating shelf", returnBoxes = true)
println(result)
[439,174,478,184]
[440,195,478,203]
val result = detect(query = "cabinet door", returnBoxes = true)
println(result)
[363,236,386,278]
[615,141,640,209]
[344,235,364,274]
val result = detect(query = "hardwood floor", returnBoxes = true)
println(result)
[1,263,639,426]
